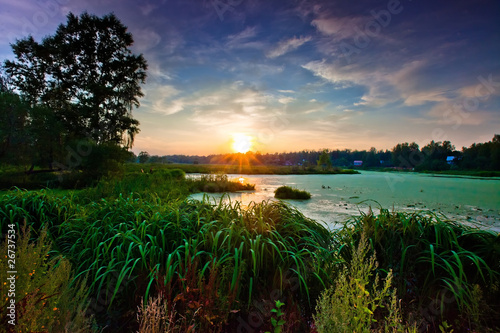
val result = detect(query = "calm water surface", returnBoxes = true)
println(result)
[188,171,500,231]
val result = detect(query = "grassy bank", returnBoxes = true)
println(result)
[422,169,500,178]
[0,163,356,191]
[1,174,499,332]
[369,167,500,178]
[126,163,360,175]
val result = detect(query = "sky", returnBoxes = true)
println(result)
[1,0,499,155]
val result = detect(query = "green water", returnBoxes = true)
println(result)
[189,171,500,231]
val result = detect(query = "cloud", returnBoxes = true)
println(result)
[146,81,284,135]
[409,102,491,127]
[402,91,449,106]
[302,59,397,106]
[278,96,295,104]
[140,3,157,16]
[266,36,312,58]
[226,26,264,49]
[311,16,366,40]
[145,85,182,115]
[227,26,258,43]
[132,28,162,52]
[302,58,458,108]
[459,80,500,100]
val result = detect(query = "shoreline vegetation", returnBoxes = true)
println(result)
[1,163,499,193]
[127,163,360,175]
[1,171,499,332]
[370,167,500,179]
[274,185,312,200]
[0,163,358,191]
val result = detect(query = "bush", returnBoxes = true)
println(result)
[314,233,412,332]
[274,186,311,199]
[0,224,94,331]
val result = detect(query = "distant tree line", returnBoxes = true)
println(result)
[137,135,500,172]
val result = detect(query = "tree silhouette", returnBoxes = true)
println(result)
[4,12,147,148]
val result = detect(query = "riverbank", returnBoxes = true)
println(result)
[364,167,500,179]
[127,163,360,175]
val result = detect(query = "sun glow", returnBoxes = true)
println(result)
[231,133,253,153]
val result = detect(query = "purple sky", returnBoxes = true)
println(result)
[1,0,499,155]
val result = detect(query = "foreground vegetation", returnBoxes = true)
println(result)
[0,172,499,332]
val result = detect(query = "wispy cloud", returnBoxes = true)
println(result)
[226,26,264,49]
[311,16,366,40]
[266,36,312,58]
[132,28,162,52]
[302,59,398,106]
[144,85,182,115]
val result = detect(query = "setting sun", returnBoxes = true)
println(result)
[231,134,253,153]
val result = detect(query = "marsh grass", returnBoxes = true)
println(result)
[339,209,500,331]
[1,177,499,331]
[274,186,311,200]
[195,173,255,192]
[125,163,359,175]
[0,188,333,331]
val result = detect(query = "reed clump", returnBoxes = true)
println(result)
[274,186,311,200]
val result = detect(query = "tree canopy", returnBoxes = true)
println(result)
[3,12,147,148]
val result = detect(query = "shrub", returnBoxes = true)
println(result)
[0,224,94,332]
[314,233,412,332]
[274,186,311,200]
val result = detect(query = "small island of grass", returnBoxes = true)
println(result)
[274,185,311,199]
[196,173,255,193]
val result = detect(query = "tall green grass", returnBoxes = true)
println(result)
[1,178,499,331]
[0,189,334,331]
[337,209,500,331]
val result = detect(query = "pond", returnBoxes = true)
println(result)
[188,171,500,231]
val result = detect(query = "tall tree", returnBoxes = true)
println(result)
[317,149,332,170]
[391,142,420,168]
[0,92,30,164]
[4,12,147,148]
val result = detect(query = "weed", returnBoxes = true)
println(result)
[0,223,94,332]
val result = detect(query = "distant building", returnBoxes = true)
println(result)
[446,156,455,165]
[353,160,363,167]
